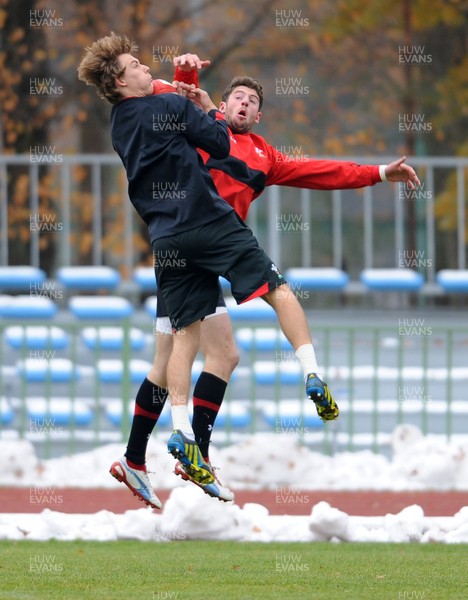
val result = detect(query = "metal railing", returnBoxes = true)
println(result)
[1,316,466,459]
[1,155,466,280]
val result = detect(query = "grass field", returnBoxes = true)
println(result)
[0,540,466,600]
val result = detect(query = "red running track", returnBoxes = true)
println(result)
[1,488,467,516]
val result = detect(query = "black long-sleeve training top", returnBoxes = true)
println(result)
[111,93,232,242]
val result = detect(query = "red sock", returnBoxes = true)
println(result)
[126,458,146,471]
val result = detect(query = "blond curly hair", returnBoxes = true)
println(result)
[77,32,138,104]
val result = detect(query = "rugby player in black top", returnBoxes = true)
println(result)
[78,33,341,508]
[113,52,419,505]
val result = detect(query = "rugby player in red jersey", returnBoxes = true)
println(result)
[115,52,419,505]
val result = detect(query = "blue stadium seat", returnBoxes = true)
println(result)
[360,268,424,291]
[96,359,152,383]
[156,410,172,428]
[215,402,251,428]
[0,397,14,425]
[56,266,120,291]
[260,400,323,430]
[27,397,93,426]
[133,267,157,292]
[219,276,231,294]
[190,359,238,384]
[235,327,292,352]
[225,297,275,321]
[0,295,58,319]
[285,267,349,291]
[104,400,132,427]
[68,296,133,319]
[5,326,69,350]
[17,358,80,382]
[253,360,302,385]
[80,326,146,351]
[0,266,46,291]
[436,269,468,293]
[144,295,157,318]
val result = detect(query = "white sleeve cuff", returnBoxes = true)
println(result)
[379,164,388,182]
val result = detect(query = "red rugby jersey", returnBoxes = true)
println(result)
[170,67,381,221]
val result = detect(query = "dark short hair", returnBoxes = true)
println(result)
[221,76,263,110]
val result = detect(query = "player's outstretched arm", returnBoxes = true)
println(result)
[384,156,420,189]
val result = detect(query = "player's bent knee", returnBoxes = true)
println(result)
[226,344,240,371]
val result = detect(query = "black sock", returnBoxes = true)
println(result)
[125,378,168,465]
[192,371,227,460]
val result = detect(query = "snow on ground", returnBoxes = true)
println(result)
[2,424,468,491]
[1,424,468,543]
[1,489,468,543]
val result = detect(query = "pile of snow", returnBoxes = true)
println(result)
[1,424,468,543]
[1,488,468,543]
[1,424,468,491]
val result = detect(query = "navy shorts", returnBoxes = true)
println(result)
[152,211,285,330]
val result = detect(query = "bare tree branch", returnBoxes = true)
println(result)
[199,0,280,78]
[152,0,219,37]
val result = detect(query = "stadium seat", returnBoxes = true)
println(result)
[253,360,302,385]
[27,397,93,427]
[436,269,468,293]
[5,326,69,350]
[56,266,120,291]
[16,358,80,382]
[0,295,58,319]
[215,402,251,428]
[225,296,275,321]
[360,268,424,291]
[103,399,132,427]
[80,326,146,351]
[235,327,292,352]
[190,359,239,384]
[219,276,231,294]
[96,359,152,383]
[0,397,15,425]
[133,267,156,292]
[0,266,46,292]
[285,267,349,291]
[260,400,323,430]
[144,295,157,318]
[68,296,133,319]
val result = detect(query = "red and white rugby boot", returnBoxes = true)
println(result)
[110,457,162,510]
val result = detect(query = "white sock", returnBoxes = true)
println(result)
[170,405,194,439]
[295,343,322,380]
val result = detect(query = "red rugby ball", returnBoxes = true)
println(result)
[152,79,178,95]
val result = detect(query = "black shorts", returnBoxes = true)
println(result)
[152,211,285,330]
[156,282,225,318]
[155,283,227,333]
